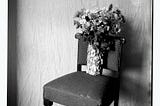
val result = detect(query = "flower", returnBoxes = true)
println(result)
[74,4,125,51]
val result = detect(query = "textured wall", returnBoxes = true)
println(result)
[8,0,151,106]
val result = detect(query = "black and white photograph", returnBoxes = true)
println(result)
[0,0,155,106]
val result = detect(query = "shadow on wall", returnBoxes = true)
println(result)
[8,0,18,106]
[120,19,150,104]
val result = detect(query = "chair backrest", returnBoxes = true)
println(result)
[77,37,125,77]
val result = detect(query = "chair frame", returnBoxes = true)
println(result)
[43,37,125,106]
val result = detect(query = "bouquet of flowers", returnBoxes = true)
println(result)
[74,4,125,51]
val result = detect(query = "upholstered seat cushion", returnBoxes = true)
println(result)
[43,71,117,106]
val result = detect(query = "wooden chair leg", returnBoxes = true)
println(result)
[114,99,119,106]
[44,98,53,106]
[114,89,119,106]
[114,80,120,106]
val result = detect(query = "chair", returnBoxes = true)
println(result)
[43,37,125,106]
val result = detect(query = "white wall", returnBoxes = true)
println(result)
[153,0,160,106]
[0,0,7,105]
[8,0,152,106]
[17,0,78,106]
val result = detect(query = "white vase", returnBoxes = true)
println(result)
[86,44,103,75]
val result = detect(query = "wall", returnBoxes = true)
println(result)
[0,0,7,105]
[8,0,151,106]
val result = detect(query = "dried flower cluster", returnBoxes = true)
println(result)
[74,4,125,51]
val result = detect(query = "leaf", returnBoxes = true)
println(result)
[121,15,125,23]
[73,20,77,25]
[116,9,121,14]
[85,16,90,21]
[108,4,113,11]
[73,20,82,29]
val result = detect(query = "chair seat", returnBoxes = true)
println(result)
[43,71,117,106]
